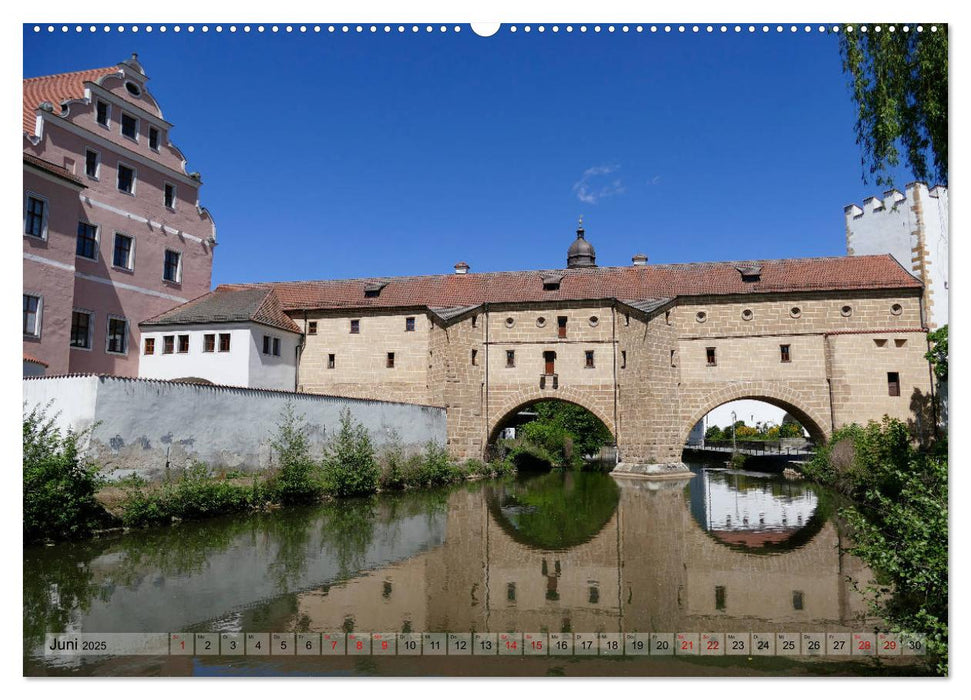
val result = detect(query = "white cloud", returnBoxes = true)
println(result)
[572,164,625,204]
[649,175,662,185]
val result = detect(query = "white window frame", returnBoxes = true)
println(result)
[111,232,136,271]
[70,308,94,351]
[163,248,183,284]
[84,147,101,181]
[95,99,111,129]
[23,293,43,339]
[23,191,49,240]
[120,111,139,142]
[105,315,129,356]
[163,181,177,210]
[75,220,100,261]
[148,126,161,152]
[116,161,137,196]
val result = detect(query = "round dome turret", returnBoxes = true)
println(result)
[567,221,596,268]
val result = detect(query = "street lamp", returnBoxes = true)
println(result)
[730,410,737,456]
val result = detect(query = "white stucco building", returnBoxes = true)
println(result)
[138,286,301,391]
[845,182,948,329]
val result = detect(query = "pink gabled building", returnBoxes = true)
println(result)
[23,54,216,376]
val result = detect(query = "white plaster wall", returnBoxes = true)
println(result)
[23,375,446,479]
[924,187,949,327]
[845,189,915,267]
[138,323,261,387]
[22,374,99,437]
[247,326,300,391]
[846,183,949,328]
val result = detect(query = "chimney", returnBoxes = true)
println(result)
[454,262,470,275]
[632,253,648,266]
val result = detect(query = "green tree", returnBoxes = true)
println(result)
[270,403,323,504]
[839,24,947,187]
[704,425,723,441]
[23,406,107,543]
[321,409,379,497]
[516,401,613,467]
[925,325,948,381]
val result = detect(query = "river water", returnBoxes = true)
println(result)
[24,465,916,676]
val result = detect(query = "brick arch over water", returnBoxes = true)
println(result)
[679,380,832,447]
[486,386,617,449]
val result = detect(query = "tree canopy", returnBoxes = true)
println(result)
[926,325,948,381]
[839,24,947,187]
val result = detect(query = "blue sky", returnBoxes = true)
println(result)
[23,24,921,287]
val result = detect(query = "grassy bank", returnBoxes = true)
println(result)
[801,417,947,675]
[24,405,513,542]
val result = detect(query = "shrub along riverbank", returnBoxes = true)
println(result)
[23,405,512,542]
[801,417,948,675]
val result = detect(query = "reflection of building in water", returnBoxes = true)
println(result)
[293,475,877,634]
[294,557,431,634]
[688,469,819,548]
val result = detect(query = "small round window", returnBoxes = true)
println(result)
[696,311,707,323]
[536,316,547,328]
[589,316,599,327]
[789,307,802,319]
[504,317,515,328]
[841,305,853,317]
[125,81,141,96]
[741,309,754,321]
[890,303,903,316]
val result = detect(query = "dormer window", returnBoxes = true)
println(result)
[364,281,388,298]
[542,273,563,291]
[736,264,762,282]
[125,81,142,97]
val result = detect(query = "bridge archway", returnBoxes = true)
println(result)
[679,382,830,449]
[486,388,616,456]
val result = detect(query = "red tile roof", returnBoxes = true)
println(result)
[23,353,48,367]
[23,66,118,133]
[23,153,85,187]
[140,286,302,334]
[232,255,921,312]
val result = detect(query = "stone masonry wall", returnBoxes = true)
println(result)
[298,309,435,405]
[827,331,935,430]
[290,286,933,467]
[481,303,618,444]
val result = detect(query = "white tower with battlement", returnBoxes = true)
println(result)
[845,183,949,329]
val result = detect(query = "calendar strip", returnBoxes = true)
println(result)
[43,632,927,658]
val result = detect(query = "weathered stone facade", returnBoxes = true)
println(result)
[291,286,932,471]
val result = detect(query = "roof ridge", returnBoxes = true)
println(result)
[23,66,118,83]
[140,289,217,325]
[254,254,904,288]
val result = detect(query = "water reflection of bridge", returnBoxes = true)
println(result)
[296,472,876,635]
